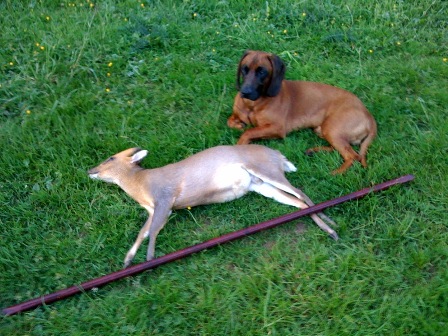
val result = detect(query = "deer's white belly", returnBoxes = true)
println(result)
[208,164,252,203]
[175,164,252,208]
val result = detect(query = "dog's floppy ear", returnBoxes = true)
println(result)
[236,50,252,91]
[265,54,285,97]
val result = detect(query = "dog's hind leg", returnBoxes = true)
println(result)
[304,137,359,174]
[305,126,336,155]
[358,128,377,168]
[328,137,361,174]
[305,146,334,156]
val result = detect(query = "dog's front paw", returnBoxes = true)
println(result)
[227,116,246,130]
[305,149,315,156]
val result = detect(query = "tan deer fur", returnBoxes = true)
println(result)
[88,145,337,268]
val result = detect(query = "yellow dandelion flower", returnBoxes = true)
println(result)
[90,3,94,8]
[105,88,110,92]
[107,72,111,77]
[193,13,197,17]
[369,49,373,53]
[283,29,287,34]
[46,16,50,21]
[36,42,40,47]
[187,206,191,210]
[124,18,128,22]
[9,62,14,66]
[212,48,216,52]
[26,110,31,115]
[443,58,447,62]
[140,3,144,8]
[234,23,238,27]
[108,62,113,67]
[40,46,45,50]
[396,41,401,46]
[302,12,306,16]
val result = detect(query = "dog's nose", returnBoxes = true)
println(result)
[240,87,253,97]
[240,86,258,100]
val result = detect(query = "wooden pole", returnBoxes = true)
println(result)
[2,174,414,316]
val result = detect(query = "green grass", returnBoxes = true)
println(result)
[1,0,447,334]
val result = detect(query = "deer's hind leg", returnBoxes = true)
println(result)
[249,180,338,239]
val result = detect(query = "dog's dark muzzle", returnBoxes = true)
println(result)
[240,86,260,101]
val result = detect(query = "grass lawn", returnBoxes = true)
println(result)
[1,0,447,334]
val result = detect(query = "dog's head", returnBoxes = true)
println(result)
[236,50,286,101]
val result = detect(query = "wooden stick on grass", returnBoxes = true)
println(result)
[2,174,414,316]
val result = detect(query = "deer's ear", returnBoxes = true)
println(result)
[130,150,148,163]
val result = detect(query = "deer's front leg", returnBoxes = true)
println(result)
[124,207,154,268]
[145,204,172,262]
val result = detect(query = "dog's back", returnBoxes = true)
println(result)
[228,50,377,174]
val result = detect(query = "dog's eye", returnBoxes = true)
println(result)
[241,65,249,75]
[256,67,268,76]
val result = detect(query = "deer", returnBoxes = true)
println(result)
[88,145,338,268]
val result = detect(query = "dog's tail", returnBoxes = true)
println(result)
[358,120,377,167]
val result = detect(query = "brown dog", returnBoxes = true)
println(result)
[227,50,377,174]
